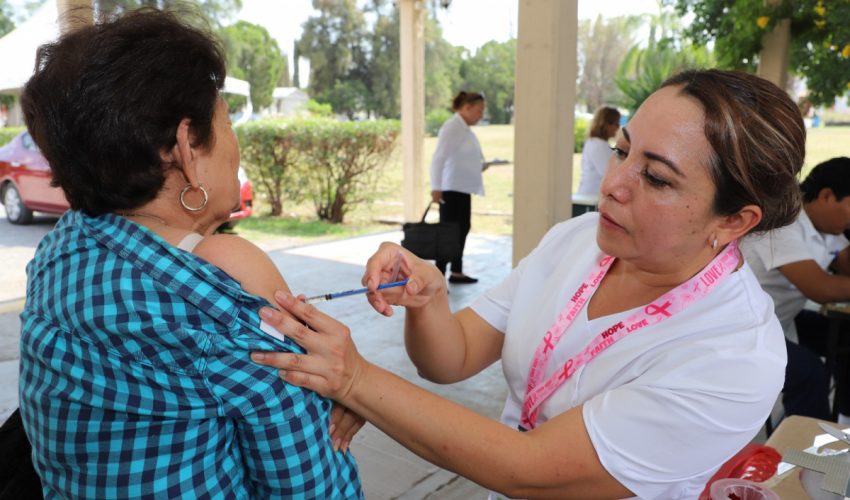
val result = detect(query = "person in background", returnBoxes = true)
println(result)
[742,157,850,423]
[253,69,803,498]
[430,91,490,284]
[17,9,361,498]
[576,106,621,196]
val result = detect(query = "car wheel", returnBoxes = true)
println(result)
[2,183,34,225]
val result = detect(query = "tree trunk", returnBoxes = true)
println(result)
[270,180,283,216]
[329,192,346,223]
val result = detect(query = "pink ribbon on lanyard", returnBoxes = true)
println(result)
[519,241,740,430]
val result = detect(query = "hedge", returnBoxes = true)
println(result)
[426,109,452,137]
[574,117,588,153]
[237,118,400,223]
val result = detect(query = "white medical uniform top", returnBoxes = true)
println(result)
[472,213,786,499]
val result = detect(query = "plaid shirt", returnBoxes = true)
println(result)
[19,212,362,499]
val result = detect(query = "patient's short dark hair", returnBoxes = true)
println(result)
[21,8,226,215]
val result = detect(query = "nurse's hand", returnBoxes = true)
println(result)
[252,291,367,403]
[329,403,365,453]
[362,242,447,317]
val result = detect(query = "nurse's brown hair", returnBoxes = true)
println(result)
[661,69,805,233]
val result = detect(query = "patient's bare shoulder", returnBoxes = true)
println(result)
[192,233,290,304]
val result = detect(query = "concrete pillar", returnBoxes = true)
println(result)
[512,0,577,265]
[757,5,790,89]
[399,0,426,222]
[56,0,93,34]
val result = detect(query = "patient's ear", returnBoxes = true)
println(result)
[167,118,199,188]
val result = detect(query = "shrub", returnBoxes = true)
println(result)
[306,99,333,117]
[235,118,400,223]
[236,119,306,216]
[297,119,400,223]
[0,126,25,146]
[426,109,452,137]
[574,117,588,153]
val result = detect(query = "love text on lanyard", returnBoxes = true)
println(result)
[519,241,740,430]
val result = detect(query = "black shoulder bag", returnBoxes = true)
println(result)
[401,202,462,262]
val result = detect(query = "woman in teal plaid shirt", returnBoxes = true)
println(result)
[17,8,362,498]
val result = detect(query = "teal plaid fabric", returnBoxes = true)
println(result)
[19,211,362,499]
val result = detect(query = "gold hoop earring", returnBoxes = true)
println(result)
[180,184,208,212]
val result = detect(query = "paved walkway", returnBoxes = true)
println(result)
[0,225,512,499]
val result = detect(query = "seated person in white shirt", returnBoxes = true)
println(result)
[576,106,621,196]
[742,157,850,422]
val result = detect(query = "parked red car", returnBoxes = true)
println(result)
[0,131,253,226]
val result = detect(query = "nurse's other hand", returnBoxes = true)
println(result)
[329,403,365,453]
[252,291,367,402]
[362,242,447,316]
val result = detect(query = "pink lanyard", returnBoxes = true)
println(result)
[519,241,740,430]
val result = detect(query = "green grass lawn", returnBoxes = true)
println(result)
[238,124,849,241]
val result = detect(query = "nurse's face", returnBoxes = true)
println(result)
[596,85,722,274]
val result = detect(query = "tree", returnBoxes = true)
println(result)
[361,2,465,119]
[673,0,850,106]
[577,15,641,113]
[615,42,714,115]
[365,3,401,118]
[461,40,515,124]
[322,80,368,120]
[614,3,713,114]
[221,21,284,110]
[296,0,513,121]
[277,55,291,88]
[424,12,464,115]
[292,41,301,88]
[0,0,14,37]
[94,0,241,27]
[298,0,370,117]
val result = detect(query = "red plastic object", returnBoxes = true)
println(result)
[698,444,782,500]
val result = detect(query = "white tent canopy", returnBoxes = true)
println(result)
[224,77,249,97]
[0,1,59,94]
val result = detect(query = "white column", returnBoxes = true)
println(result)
[512,0,577,265]
[56,0,93,34]
[399,0,426,222]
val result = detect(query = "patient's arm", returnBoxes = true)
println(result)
[192,234,291,306]
[193,233,364,448]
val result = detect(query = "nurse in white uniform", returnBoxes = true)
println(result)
[254,69,804,499]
